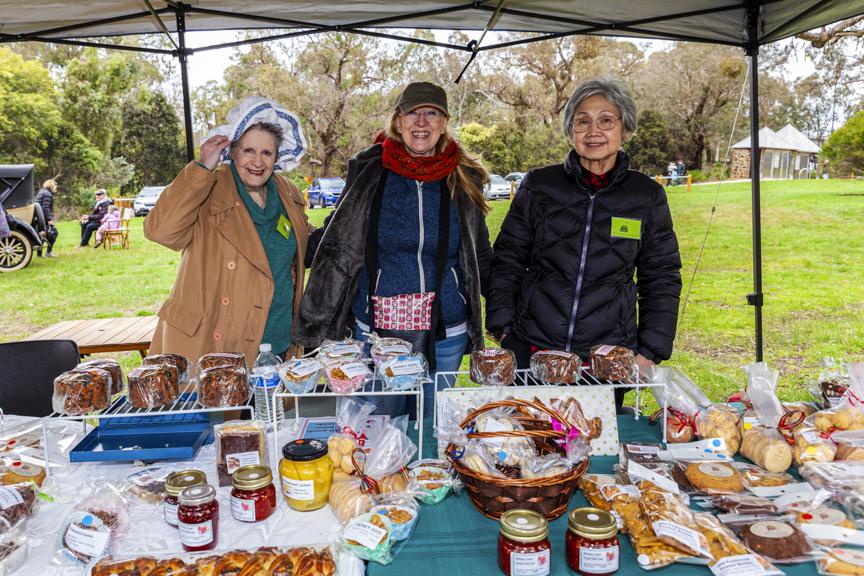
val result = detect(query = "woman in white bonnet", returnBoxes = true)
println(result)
[145,97,313,368]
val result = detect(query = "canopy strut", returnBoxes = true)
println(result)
[746,0,764,361]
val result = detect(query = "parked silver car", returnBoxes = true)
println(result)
[134,186,165,216]
[484,174,512,200]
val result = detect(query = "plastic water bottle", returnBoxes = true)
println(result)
[252,343,283,429]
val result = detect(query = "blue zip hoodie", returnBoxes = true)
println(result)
[351,171,466,330]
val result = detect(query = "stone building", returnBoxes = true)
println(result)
[730,125,821,180]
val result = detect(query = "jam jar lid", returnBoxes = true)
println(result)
[233,464,273,491]
[165,470,207,497]
[282,438,328,462]
[568,507,617,539]
[499,509,549,543]
[178,484,216,506]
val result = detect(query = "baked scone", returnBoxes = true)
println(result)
[683,462,745,494]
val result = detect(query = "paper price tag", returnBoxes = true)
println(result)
[225,450,261,474]
[386,359,424,376]
[335,362,371,379]
[479,418,511,450]
[626,443,661,454]
[749,482,814,499]
[64,522,111,557]
[285,359,322,378]
[343,521,387,549]
[627,460,680,495]
[709,554,783,576]
[329,344,362,356]
[799,524,864,546]
[377,345,410,355]
[0,487,24,509]
[653,520,711,558]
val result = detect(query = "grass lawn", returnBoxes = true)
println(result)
[3,179,862,406]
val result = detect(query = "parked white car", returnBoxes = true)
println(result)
[484,174,512,200]
[133,186,165,216]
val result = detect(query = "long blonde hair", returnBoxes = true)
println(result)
[386,111,490,214]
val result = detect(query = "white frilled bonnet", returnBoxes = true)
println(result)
[209,96,307,172]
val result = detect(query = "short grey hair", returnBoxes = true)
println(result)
[562,77,637,142]
[230,121,284,151]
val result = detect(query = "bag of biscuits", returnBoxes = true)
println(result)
[738,362,793,472]
[809,363,864,436]
[695,405,742,456]
[648,367,702,444]
[829,429,864,461]
[793,427,837,466]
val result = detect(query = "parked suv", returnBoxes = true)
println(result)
[133,186,165,216]
[306,177,346,208]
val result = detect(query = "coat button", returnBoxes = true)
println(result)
[227,260,236,270]
[221,296,230,306]
[235,200,241,207]
[213,330,222,341]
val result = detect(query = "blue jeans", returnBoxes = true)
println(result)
[354,325,468,421]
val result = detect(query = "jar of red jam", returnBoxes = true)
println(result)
[177,484,219,552]
[497,509,551,576]
[164,469,206,527]
[230,464,277,522]
[566,507,619,576]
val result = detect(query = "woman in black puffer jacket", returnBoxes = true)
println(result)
[486,77,682,408]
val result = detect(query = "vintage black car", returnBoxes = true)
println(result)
[1,165,45,272]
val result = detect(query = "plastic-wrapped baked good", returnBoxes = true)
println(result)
[329,479,374,523]
[279,358,323,394]
[619,443,663,466]
[215,421,267,487]
[57,494,129,566]
[53,368,111,415]
[740,424,793,473]
[529,350,581,384]
[578,474,619,511]
[340,512,394,564]
[370,494,419,541]
[197,351,246,372]
[378,354,428,391]
[793,427,837,465]
[318,339,364,366]
[696,406,741,455]
[1,461,45,487]
[735,463,794,488]
[796,506,857,546]
[77,359,125,395]
[469,348,515,386]
[710,494,777,515]
[819,548,864,576]
[325,360,371,394]
[327,434,360,478]
[0,484,37,533]
[680,462,745,495]
[812,405,864,434]
[407,459,455,504]
[142,353,190,385]
[638,483,711,557]
[369,337,412,365]
[128,364,179,409]
[123,467,171,504]
[589,345,634,382]
[738,519,816,564]
[0,539,27,576]
[198,364,248,407]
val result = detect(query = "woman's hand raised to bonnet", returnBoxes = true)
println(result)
[198,135,230,171]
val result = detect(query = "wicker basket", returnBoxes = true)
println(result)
[446,398,589,520]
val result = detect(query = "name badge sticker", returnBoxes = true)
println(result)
[611,217,641,240]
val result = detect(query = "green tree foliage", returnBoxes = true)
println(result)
[0,47,63,169]
[624,110,673,175]
[114,91,185,194]
[821,110,864,176]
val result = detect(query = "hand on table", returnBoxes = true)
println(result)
[198,135,230,171]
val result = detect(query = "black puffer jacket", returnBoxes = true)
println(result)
[486,150,682,362]
[35,188,54,222]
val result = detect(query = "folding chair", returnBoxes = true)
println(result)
[0,339,80,416]
[104,207,134,250]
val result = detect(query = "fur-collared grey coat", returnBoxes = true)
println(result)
[292,143,493,352]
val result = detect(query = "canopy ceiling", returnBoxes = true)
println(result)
[1,1,862,53]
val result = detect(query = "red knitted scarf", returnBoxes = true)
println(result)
[379,135,460,182]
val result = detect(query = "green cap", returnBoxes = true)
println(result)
[394,82,448,115]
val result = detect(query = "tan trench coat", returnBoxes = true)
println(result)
[144,161,310,370]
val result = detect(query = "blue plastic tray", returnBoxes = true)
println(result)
[68,394,217,462]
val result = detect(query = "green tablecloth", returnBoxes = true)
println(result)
[369,415,818,576]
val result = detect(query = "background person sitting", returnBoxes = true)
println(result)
[94,205,121,248]
[79,189,112,247]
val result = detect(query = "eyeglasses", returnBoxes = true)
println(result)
[572,115,620,133]
[402,109,444,122]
